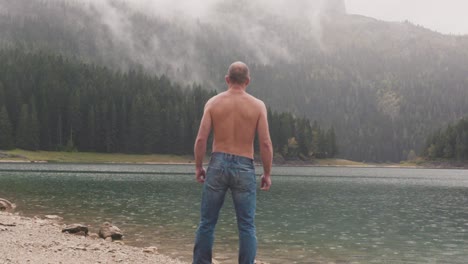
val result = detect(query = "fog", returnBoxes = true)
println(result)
[80,0,468,35]
[64,0,344,84]
[346,0,468,35]
[4,0,466,86]
[64,0,466,85]
[81,0,338,20]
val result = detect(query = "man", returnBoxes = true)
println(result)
[193,61,273,264]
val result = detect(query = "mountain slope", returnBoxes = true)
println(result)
[1,0,468,161]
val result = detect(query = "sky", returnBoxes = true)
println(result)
[346,0,468,35]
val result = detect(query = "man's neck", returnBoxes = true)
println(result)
[227,85,247,93]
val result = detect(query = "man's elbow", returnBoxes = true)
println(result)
[260,140,273,152]
[195,137,208,147]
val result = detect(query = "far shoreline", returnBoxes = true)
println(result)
[1,149,467,170]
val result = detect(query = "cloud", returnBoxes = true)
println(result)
[23,0,345,85]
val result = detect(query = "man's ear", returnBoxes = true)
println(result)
[225,75,230,85]
[245,77,251,86]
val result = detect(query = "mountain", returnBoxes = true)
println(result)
[1,0,468,162]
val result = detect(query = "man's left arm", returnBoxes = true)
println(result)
[194,105,212,183]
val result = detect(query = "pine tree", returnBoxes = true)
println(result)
[85,106,96,151]
[0,105,14,150]
[39,97,52,150]
[128,96,144,153]
[326,127,338,158]
[68,89,81,148]
[29,99,40,150]
[141,96,160,154]
[16,104,30,150]
[56,113,64,148]
[105,102,118,153]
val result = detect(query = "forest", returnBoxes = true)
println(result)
[0,49,337,160]
[424,118,468,160]
[1,0,468,161]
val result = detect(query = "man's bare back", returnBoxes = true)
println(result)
[206,90,264,159]
[194,61,272,190]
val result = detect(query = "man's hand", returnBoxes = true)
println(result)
[260,175,271,191]
[196,167,206,183]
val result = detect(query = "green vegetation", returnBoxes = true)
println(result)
[268,113,337,159]
[0,49,336,161]
[313,159,366,167]
[1,149,364,166]
[423,118,468,160]
[2,149,192,163]
[2,0,468,161]
[0,105,14,149]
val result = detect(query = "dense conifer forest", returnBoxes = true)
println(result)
[424,118,468,161]
[0,49,337,159]
[1,0,467,161]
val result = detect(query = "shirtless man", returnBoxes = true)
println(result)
[193,62,273,264]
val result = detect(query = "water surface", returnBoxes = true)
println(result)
[1,163,467,263]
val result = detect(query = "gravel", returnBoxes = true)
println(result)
[0,212,188,264]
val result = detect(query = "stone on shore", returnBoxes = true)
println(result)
[0,212,188,264]
[0,198,16,212]
[143,246,158,254]
[44,215,63,220]
[98,222,123,240]
[62,224,89,236]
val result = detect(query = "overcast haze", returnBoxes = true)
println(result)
[82,0,468,35]
[346,0,468,35]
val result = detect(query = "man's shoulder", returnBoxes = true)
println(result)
[208,91,265,108]
[239,92,262,103]
[206,92,225,106]
[248,94,266,108]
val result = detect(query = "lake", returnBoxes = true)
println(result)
[0,163,467,263]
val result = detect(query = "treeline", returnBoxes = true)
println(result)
[5,1,468,162]
[268,111,337,159]
[423,118,468,160]
[0,49,336,159]
[0,49,213,155]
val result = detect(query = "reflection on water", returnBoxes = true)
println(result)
[0,164,467,263]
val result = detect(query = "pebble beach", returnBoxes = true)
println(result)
[0,212,188,264]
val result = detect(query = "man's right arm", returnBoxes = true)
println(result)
[257,102,273,191]
[194,102,212,183]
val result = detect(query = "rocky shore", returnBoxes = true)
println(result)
[0,212,188,264]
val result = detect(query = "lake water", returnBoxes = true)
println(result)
[0,163,467,263]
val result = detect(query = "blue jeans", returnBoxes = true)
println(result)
[193,152,257,264]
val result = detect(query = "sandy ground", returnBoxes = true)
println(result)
[0,212,188,264]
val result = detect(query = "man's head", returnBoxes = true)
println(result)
[226,61,250,88]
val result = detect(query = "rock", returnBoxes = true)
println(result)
[98,222,123,241]
[71,246,87,251]
[0,198,16,212]
[44,215,63,220]
[142,246,158,254]
[62,224,89,236]
[88,232,99,239]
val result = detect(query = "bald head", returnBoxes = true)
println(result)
[227,61,250,85]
